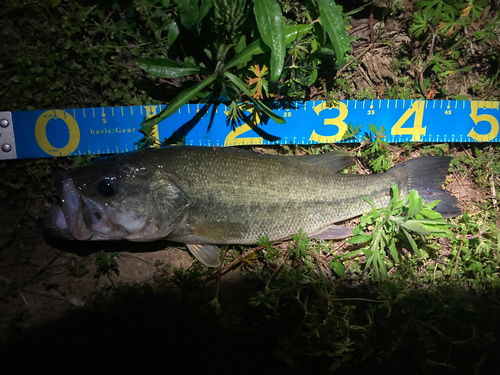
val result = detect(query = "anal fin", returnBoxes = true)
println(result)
[308,225,355,240]
[186,244,220,268]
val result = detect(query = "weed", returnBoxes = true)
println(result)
[345,184,455,280]
[95,251,120,278]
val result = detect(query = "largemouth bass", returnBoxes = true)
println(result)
[43,147,460,267]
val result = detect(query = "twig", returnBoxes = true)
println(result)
[490,174,498,209]
[204,246,265,282]
[427,25,436,61]
[215,245,229,302]
[266,253,289,289]
[488,148,498,209]
[12,199,29,229]
[0,275,85,307]
[451,241,463,278]
[369,3,375,50]
[334,46,371,79]
[331,297,385,303]
[20,291,33,314]
[324,241,346,259]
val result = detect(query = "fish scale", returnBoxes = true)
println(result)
[159,148,401,244]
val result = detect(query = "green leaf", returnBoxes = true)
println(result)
[223,71,285,124]
[284,24,313,44]
[175,0,212,33]
[407,190,423,217]
[224,25,311,72]
[140,72,217,131]
[234,35,247,69]
[252,0,286,81]
[388,243,399,263]
[401,228,421,257]
[161,19,180,46]
[409,10,430,37]
[331,260,345,277]
[362,196,377,209]
[419,208,443,219]
[136,58,201,78]
[346,233,372,244]
[401,220,433,236]
[318,0,350,66]
[224,39,268,72]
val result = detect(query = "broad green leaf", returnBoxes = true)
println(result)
[346,233,372,244]
[307,62,318,86]
[161,19,180,46]
[284,24,312,44]
[388,243,399,263]
[140,72,217,130]
[401,220,433,236]
[378,258,389,278]
[331,260,345,277]
[234,35,247,69]
[419,208,444,219]
[253,0,285,81]
[318,0,350,66]
[364,250,374,268]
[423,199,440,210]
[224,25,312,72]
[362,196,377,210]
[402,228,421,257]
[223,71,285,124]
[175,0,212,32]
[224,39,268,71]
[336,249,364,258]
[136,58,201,78]
[407,190,423,217]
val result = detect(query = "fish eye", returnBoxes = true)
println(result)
[97,179,117,197]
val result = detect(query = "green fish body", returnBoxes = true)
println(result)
[44,147,460,267]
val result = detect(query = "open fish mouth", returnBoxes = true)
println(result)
[44,178,153,241]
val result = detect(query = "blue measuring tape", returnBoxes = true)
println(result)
[0,99,499,160]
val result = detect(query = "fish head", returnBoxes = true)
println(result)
[44,151,190,241]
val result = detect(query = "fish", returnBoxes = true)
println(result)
[43,147,460,267]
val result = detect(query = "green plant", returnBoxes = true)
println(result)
[95,251,120,277]
[134,0,352,146]
[345,184,455,280]
[406,0,500,99]
[169,261,213,290]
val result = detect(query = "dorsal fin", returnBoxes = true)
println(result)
[293,151,355,172]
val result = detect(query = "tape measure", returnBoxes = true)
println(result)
[1,99,499,160]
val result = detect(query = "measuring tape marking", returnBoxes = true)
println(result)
[1,99,499,160]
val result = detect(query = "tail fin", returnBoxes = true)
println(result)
[390,156,461,218]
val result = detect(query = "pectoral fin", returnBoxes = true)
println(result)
[186,244,220,268]
[308,225,355,240]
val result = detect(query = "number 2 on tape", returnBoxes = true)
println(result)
[224,103,264,146]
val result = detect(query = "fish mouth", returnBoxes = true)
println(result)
[43,204,74,239]
[44,177,158,241]
[42,178,95,240]
[59,178,96,240]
